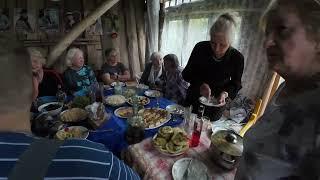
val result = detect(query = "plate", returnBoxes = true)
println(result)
[105,95,126,107]
[111,81,126,87]
[152,127,189,156]
[172,158,209,180]
[38,102,63,116]
[55,126,89,140]
[199,96,224,107]
[138,108,171,130]
[166,104,184,115]
[114,106,133,119]
[144,90,162,98]
[60,108,88,122]
[127,96,150,106]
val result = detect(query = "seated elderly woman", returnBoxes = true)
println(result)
[101,48,130,85]
[163,54,189,104]
[63,48,97,96]
[140,52,165,89]
[235,0,320,179]
[28,47,44,101]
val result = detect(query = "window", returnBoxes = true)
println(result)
[165,0,204,8]
[161,14,242,67]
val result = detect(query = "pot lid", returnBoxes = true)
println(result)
[211,130,243,157]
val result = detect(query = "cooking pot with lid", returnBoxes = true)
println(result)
[209,130,243,170]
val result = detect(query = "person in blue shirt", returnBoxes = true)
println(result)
[63,47,97,96]
[0,34,140,180]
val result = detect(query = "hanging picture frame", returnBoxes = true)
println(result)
[38,8,59,33]
[0,8,10,32]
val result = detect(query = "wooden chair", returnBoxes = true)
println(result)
[239,98,262,137]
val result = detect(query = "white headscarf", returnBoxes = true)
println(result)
[148,64,163,84]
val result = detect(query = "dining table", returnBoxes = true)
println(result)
[122,129,236,180]
[86,88,184,156]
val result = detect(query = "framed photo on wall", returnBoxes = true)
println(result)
[14,8,35,35]
[0,8,10,32]
[63,11,81,32]
[85,11,103,35]
[38,8,59,32]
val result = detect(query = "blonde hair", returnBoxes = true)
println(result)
[27,47,46,65]
[261,0,320,42]
[65,48,83,67]
[210,13,237,44]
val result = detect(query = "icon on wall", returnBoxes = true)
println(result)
[64,11,81,32]
[85,11,103,35]
[38,8,59,32]
[14,8,35,35]
[0,8,10,32]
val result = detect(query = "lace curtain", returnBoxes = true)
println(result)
[161,0,271,100]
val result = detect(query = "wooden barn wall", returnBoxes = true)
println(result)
[0,0,107,73]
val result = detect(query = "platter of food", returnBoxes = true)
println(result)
[138,108,171,129]
[144,90,162,98]
[127,96,150,106]
[55,126,89,140]
[152,126,189,156]
[105,95,126,107]
[60,108,88,122]
[114,106,133,119]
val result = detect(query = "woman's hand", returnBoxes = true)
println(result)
[218,91,228,105]
[200,83,211,98]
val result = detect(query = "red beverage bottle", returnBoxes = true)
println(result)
[189,105,205,147]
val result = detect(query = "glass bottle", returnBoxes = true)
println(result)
[126,95,145,145]
[56,85,66,103]
[189,105,205,147]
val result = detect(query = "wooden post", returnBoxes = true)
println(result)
[258,71,277,117]
[46,0,119,67]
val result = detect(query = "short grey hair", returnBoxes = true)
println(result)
[150,52,162,62]
[210,13,237,44]
[65,47,83,67]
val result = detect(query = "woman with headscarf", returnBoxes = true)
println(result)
[140,52,165,89]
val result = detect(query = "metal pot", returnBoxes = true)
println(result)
[209,130,243,170]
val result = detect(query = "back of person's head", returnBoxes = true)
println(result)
[261,0,320,42]
[210,13,237,44]
[164,54,179,69]
[0,34,32,114]
[65,47,82,67]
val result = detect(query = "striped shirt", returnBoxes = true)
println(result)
[0,132,140,180]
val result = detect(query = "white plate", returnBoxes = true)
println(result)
[138,108,171,130]
[56,126,89,140]
[172,158,209,180]
[111,82,126,87]
[199,96,224,107]
[144,90,162,98]
[114,106,133,119]
[105,95,126,107]
[166,104,184,115]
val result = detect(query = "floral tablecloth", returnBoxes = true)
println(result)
[123,131,236,180]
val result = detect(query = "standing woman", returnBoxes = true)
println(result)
[182,13,244,121]
[63,48,97,96]
[236,0,320,179]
